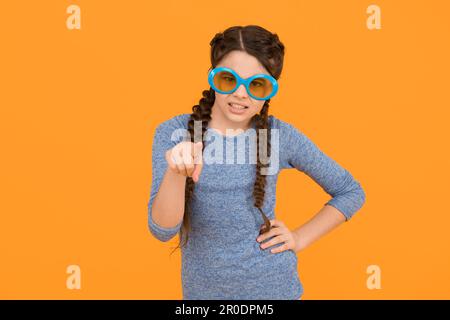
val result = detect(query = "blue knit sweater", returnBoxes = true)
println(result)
[148,113,366,300]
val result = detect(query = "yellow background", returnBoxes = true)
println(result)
[1,0,449,299]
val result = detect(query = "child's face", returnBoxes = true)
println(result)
[212,50,271,126]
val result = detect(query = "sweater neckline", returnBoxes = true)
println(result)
[206,126,254,139]
[206,119,259,140]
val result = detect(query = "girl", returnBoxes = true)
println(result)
[148,25,366,300]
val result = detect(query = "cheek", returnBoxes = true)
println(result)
[215,93,228,108]
[249,101,266,115]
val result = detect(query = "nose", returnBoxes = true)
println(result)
[233,84,248,98]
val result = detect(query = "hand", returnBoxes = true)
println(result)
[165,141,203,183]
[256,219,301,254]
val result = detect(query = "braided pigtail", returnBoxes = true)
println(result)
[252,101,272,235]
[169,88,214,256]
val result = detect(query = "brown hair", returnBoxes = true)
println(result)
[170,25,285,256]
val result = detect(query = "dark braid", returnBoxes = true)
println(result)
[252,101,272,235]
[169,25,284,255]
[169,88,214,256]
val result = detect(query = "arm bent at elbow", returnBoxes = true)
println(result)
[324,172,366,221]
[148,205,183,242]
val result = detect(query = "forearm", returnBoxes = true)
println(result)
[292,204,346,253]
[151,168,186,228]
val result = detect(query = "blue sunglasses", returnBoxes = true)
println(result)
[208,66,279,101]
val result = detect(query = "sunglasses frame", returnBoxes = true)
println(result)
[208,66,279,101]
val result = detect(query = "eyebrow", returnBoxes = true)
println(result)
[221,67,268,78]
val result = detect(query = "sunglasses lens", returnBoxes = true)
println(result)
[213,71,237,92]
[249,77,274,99]
[211,69,276,99]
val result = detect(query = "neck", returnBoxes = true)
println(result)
[209,104,253,136]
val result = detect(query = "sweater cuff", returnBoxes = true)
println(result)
[148,213,183,242]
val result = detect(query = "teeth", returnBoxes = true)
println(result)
[229,103,247,109]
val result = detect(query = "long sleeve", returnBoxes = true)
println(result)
[147,120,184,242]
[279,119,366,221]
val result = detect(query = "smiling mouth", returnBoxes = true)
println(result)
[228,102,249,109]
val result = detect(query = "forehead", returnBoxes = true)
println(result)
[216,50,270,78]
